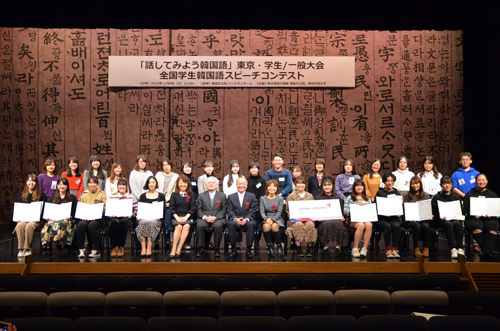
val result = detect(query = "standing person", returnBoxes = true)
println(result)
[38,158,61,200]
[197,160,220,194]
[451,152,480,198]
[14,174,47,257]
[77,175,106,259]
[463,173,498,258]
[431,176,465,259]
[223,160,243,197]
[61,157,84,200]
[136,176,164,258]
[260,180,285,257]
[290,165,303,193]
[83,155,108,192]
[375,173,403,259]
[195,176,227,257]
[108,178,137,258]
[418,156,443,198]
[315,178,348,257]
[343,179,373,258]
[181,161,198,200]
[265,153,293,200]
[308,158,333,199]
[363,159,383,201]
[226,178,258,259]
[335,159,361,201]
[156,157,179,230]
[247,162,267,247]
[169,175,196,258]
[129,155,153,200]
[286,176,316,257]
[42,177,77,257]
[393,156,414,199]
[105,162,125,197]
[404,176,432,257]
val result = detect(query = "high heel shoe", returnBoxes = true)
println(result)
[277,246,283,257]
[267,244,275,257]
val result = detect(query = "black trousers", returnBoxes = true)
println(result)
[406,220,431,247]
[77,219,103,250]
[109,217,133,247]
[227,219,257,249]
[377,218,401,248]
[432,219,463,249]
[196,219,224,249]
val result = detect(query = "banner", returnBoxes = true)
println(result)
[109,56,355,87]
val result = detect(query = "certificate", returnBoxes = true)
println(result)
[137,201,163,220]
[437,200,463,220]
[105,198,133,217]
[350,203,378,223]
[404,199,432,221]
[288,199,343,221]
[43,202,72,221]
[470,197,500,217]
[12,201,44,222]
[376,195,403,216]
[75,202,104,220]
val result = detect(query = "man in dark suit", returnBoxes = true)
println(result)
[196,177,227,257]
[227,177,258,258]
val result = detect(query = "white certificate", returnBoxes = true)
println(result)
[288,199,343,221]
[470,197,500,217]
[376,195,403,216]
[350,203,378,223]
[137,201,164,220]
[105,198,133,217]
[437,200,463,220]
[12,201,44,222]
[43,202,72,221]
[75,202,104,220]
[404,199,432,221]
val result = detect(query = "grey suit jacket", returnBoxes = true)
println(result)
[196,191,227,224]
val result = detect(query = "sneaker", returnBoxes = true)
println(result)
[78,249,85,258]
[111,247,118,257]
[297,248,305,257]
[24,249,32,257]
[323,247,332,257]
[360,247,368,257]
[117,246,124,257]
[305,246,313,257]
[183,244,192,250]
[89,250,101,258]
[451,248,458,259]
[386,249,394,258]
[17,249,25,258]
[351,248,360,258]
[392,249,400,258]
[457,248,465,256]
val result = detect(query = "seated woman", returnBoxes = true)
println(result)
[14,174,47,257]
[375,173,403,259]
[344,179,373,258]
[169,175,196,258]
[42,177,77,257]
[431,176,464,259]
[137,176,165,258]
[286,176,316,257]
[108,178,137,258]
[260,179,285,257]
[77,175,106,259]
[315,178,347,257]
[404,176,432,257]
[464,173,498,259]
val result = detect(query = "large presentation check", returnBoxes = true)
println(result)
[288,199,343,221]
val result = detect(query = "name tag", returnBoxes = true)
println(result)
[256,183,262,188]
[470,178,475,184]
[404,180,409,186]
[458,179,465,185]
[348,177,355,185]
[388,194,398,198]
[479,196,485,199]
[51,181,57,190]
[379,179,384,188]
[279,177,285,182]
[191,182,197,186]
[75,179,81,185]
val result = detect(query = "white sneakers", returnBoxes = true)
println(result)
[89,250,101,258]
[24,249,32,256]
[351,248,360,258]
[392,250,400,258]
[78,249,85,258]
[458,248,465,256]
[17,249,25,258]
[360,247,368,257]
[451,248,458,259]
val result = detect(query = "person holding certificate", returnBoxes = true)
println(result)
[14,174,47,257]
[431,176,464,259]
[42,177,77,256]
[286,176,316,257]
[315,178,347,257]
[463,173,498,259]
[77,175,107,259]
[108,178,137,258]
[343,179,373,258]
[169,175,196,258]
[404,176,431,257]
[375,173,402,259]
[137,176,165,257]
[260,180,285,257]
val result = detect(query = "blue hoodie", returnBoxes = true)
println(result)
[451,167,480,195]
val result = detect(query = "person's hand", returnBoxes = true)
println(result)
[486,215,491,219]
[8,322,17,331]
[14,220,20,223]
[265,218,273,225]
[441,217,446,220]
[359,203,368,206]
[475,215,481,219]
[94,199,103,204]
[397,215,402,217]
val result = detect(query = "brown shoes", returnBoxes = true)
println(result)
[422,247,429,257]
[111,247,118,257]
[414,247,421,256]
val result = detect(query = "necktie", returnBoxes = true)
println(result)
[239,194,243,207]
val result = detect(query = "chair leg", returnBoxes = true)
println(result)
[11,230,16,256]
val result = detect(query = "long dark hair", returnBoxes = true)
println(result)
[350,179,369,201]
[226,160,242,188]
[52,177,71,203]
[369,159,382,179]
[109,162,124,184]
[87,155,106,180]
[439,176,453,194]
[418,156,440,179]
[407,176,424,200]
[318,178,335,197]
[174,175,192,195]
[66,157,81,177]
[21,174,42,202]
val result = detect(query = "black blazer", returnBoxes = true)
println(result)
[196,191,227,223]
[226,191,258,222]
[308,174,333,198]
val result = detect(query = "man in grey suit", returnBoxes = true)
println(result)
[196,176,227,257]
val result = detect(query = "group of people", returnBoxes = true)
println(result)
[13,150,497,261]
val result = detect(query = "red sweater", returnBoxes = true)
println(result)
[61,171,84,200]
